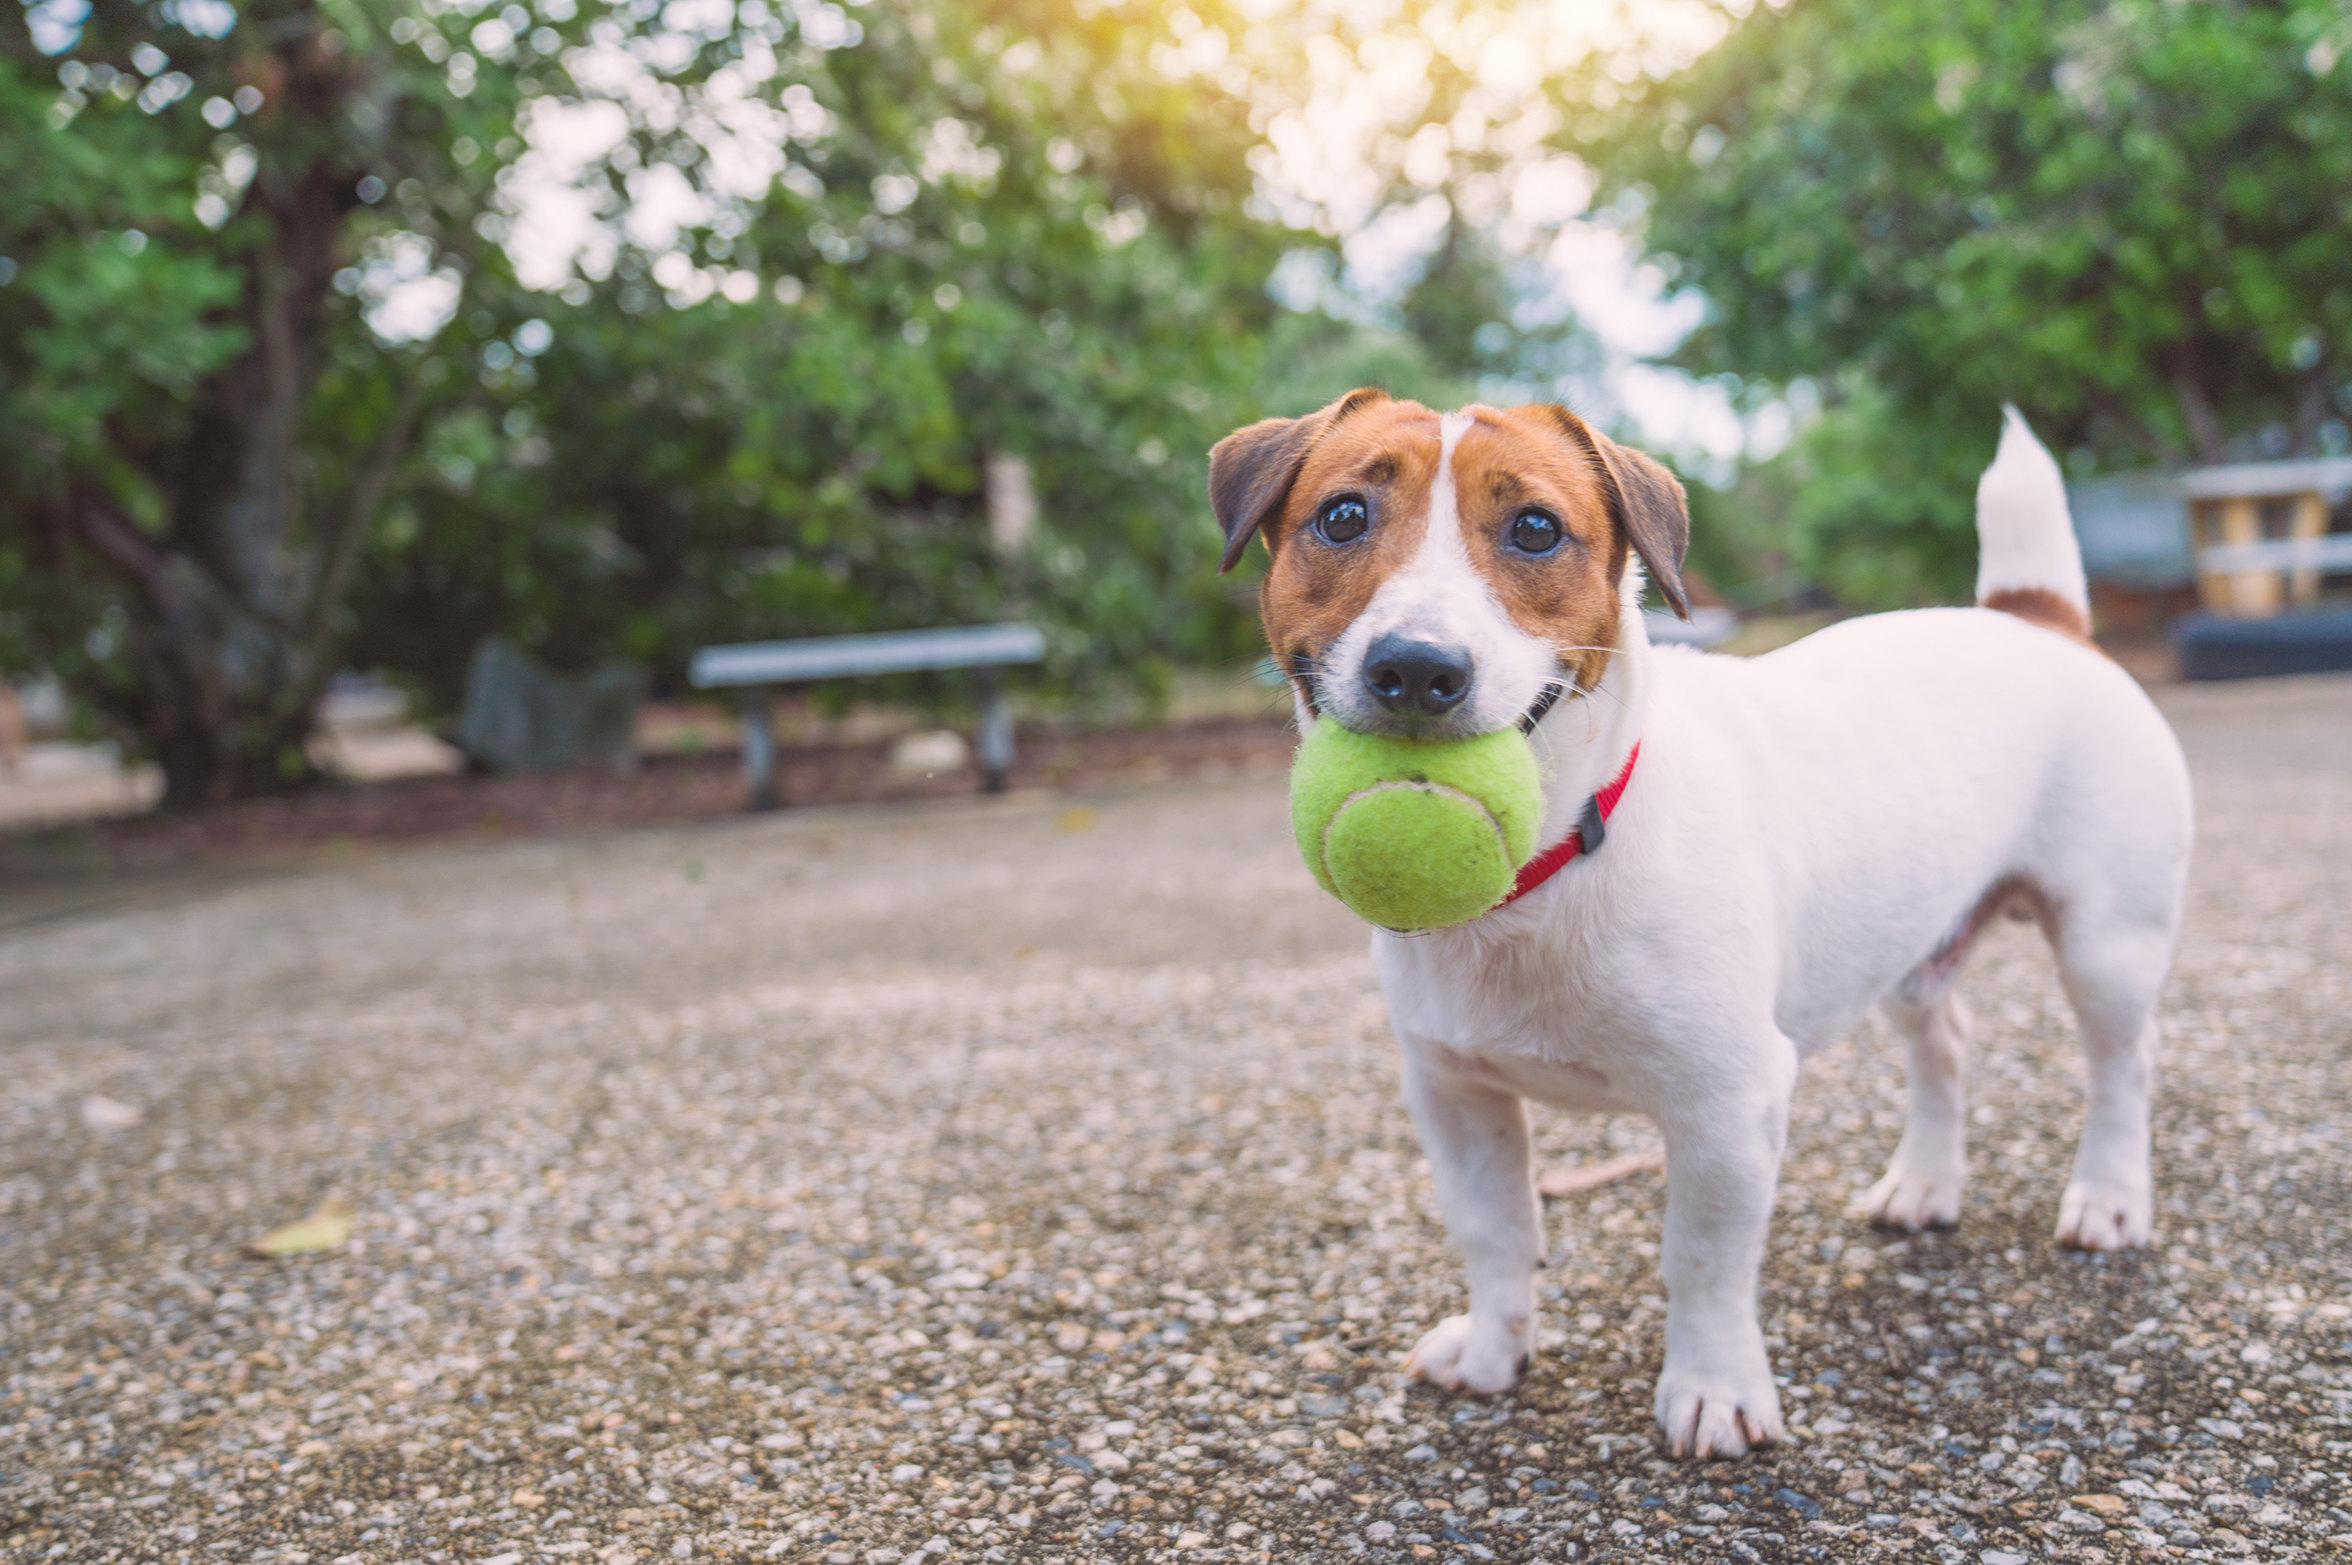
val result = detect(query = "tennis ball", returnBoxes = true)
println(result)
[1290,720,1544,930]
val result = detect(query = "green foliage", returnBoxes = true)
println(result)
[1774,379,1982,607]
[1398,218,1591,395]
[1680,455,1795,610]
[0,52,240,451]
[1249,213,1601,423]
[1681,381,1984,612]
[1575,0,2352,606]
[1,0,707,799]
[2,0,1299,797]
[333,0,1290,716]
[1251,308,1471,420]
[4,0,1631,798]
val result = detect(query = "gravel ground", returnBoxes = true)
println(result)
[3,674,2349,1565]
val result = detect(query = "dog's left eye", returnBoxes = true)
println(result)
[1507,509,1563,554]
[1313,495,1370,545]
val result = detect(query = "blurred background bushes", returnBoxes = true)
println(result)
[1573,0,2352,604]
[7,0,2352,804]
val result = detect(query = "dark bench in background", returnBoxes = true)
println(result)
[688,623,1046,809]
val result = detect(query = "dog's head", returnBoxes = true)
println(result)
[1211,391,1690,738]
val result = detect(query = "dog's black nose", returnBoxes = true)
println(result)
[1364,636,1474,716]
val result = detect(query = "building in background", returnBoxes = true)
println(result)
[2070,458,2352,678]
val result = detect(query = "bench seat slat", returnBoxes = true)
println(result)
[2196,534,2352,574]
[689,623,1045,688]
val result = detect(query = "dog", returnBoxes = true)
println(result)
[1207,392,2192,1459]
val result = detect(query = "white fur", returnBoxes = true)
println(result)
[1340,411,2193,1459]
[1975,404,2088,610]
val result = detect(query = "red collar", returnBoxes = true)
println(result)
[1496,740,1641,908]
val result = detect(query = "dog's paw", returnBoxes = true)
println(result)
[2056,1178,2151,1250]
[1402,1315,1528,1395]
[1857,1155,1963,1232]
[1653,1356,1784,1461]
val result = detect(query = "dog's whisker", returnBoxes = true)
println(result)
[1285,649,1326,719]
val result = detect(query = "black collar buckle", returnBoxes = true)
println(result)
[1575,789,1608,856]
[1517,679,1567,736]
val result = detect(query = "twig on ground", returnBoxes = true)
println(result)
[1536,1149,1665,1198]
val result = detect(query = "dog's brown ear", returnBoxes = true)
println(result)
[1208,388,1389,573]
[1538,406,1692,620]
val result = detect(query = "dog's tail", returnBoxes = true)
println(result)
[1973,404,2092,642]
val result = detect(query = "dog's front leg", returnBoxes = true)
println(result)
[1398,1053,1542,1395]
[1654,1068,1792,1459]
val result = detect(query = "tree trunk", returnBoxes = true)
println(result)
[60,488,321,807]
[63,18,417,809]
[2171,353,2232,466]
[2290,367,2332,459]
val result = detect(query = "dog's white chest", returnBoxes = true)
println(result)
[1373,932,1659,1112]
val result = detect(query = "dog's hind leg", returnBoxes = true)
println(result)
[1857,990,1971,1231]
[2051,916,2173,1250]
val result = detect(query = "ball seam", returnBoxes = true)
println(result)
[1316,778,1507,894]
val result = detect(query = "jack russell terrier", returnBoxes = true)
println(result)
[1208,393,2192,1459]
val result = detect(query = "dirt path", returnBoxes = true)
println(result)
[3,677,2348,1565]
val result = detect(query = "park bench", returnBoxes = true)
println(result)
[688,622,1047,809]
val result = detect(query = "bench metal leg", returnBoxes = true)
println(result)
[742,685,779,812]
[976,667,1013,793]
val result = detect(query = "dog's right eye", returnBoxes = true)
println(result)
[1313,496,1369,545]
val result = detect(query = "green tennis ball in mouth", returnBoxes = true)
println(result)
[1290,720,1545,931]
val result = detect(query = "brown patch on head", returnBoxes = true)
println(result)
[1450,406,1632,697]
[1980,586,2096,649]
[1209,391,1446,677]
[1208,387,1394,571]
[1439,405,1693,695]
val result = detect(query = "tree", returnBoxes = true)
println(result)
[331,0,1292,717]
[0,0,718,803]
[1572,0,2352,602]
[2,0,1295,799]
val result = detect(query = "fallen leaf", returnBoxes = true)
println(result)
[246,1198,353,1258]
[80,1094,144,1131]
[1536,1149,1664,1197]
[1055,807,1097,834]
